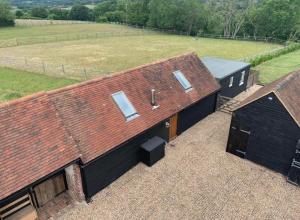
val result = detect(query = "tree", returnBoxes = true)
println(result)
[15,10,24,18]
[93,0,117,18]
[31,7,48,18]
[148,0,206,35]
[69,5,90,21]
[246,0,300,40]
[48,8,69,20]
[0,1,15,27]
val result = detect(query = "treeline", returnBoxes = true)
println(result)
[2,0,300,41]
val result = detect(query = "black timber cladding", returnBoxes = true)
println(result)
[81,120,169,199]
[177,93,218,134]
[227,93,300,175]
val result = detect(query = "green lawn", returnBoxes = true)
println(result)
[0,67,78,102]
[0,23,284,102]
[0,23,148,41]
[255,49,300,84]
[0,24,281,76]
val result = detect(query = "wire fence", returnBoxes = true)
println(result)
[0,30,156,48]
[15,19,95,26]
[0,56,108,80]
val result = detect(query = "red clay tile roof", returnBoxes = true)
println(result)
[0,53,219,200]
[48,53,220,162]
[0,93,79,201]
[236,69,300,127]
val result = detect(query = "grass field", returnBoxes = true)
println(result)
[0,23,284,102]
[0,24,281,75]
[255,49,300,84]
[0,24,147,41]
[0,67,77,102]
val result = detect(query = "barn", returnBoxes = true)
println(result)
[226,70,300,185]
[0,53,220,219]
[48,53,220,200]
[202,57,250,98]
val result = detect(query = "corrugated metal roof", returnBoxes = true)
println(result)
[202,57,250,79]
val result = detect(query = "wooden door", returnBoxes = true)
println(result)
[227,126,250,158]
[34,174,66,207]
[169,114,178,141]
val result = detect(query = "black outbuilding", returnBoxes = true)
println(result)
[202,57,250,98]
[226,70,300,184]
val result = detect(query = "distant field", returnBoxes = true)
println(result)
[0,67,77,102]
[0,23,281,77]
[255,49,300,84]
[0,23,284,102]
[0,23,148,41]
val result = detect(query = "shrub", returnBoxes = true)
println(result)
[96,16,108,23]
[0,1,15,27]
[248,42,300,67]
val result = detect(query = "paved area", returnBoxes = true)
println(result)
[56,86,299,220]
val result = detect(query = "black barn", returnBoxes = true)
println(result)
[202,57,250,98]
[226,70,300,185]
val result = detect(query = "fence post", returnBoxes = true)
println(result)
[61,64,65,75]
[24,58,27,66]
[83,68,88,80]
[42,62,46,73]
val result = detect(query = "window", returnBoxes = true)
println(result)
[173,70,192,91]
[229,76,234,87]
[239,71,245,86]
[112,91,139,121]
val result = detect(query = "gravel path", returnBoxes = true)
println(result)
[56,86,299,220]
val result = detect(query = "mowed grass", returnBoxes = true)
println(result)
[0,25,281,75]
[255,49,300,84]
[0,67,78,102]
[0,23,147,40]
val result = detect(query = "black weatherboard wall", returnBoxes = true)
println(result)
[227,93,300,175]
[81,120,169,199]
[217,67,250,98]
[177,93,218,134]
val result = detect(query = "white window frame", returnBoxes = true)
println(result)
[229,76,234,88]
[173,70,193,92]
[239,71,246,86]
[112,91,139,121]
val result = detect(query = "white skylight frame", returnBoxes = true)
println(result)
[112,91,139,121]
[173,70,193,92]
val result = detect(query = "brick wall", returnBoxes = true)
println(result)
[65,164,85,202]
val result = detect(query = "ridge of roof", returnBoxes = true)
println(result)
[0,92,47,109]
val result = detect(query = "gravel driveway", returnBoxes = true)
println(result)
[57,87,300,220]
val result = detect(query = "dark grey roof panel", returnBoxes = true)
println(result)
[202,57,250,79]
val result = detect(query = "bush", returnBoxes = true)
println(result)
[96,16,108,23]
[0,1,15,27]
[249,42,300,67]
[31,7,48,19]
[69,5,90,21]
[15,10,24,18]
[104,11,125,23]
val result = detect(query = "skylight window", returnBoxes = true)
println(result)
[112,91,139,121]
[173,70,192,91]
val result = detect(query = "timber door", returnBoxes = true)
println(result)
[34,173,66,207]
[169,114,178,141]
[227,126,250,158]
